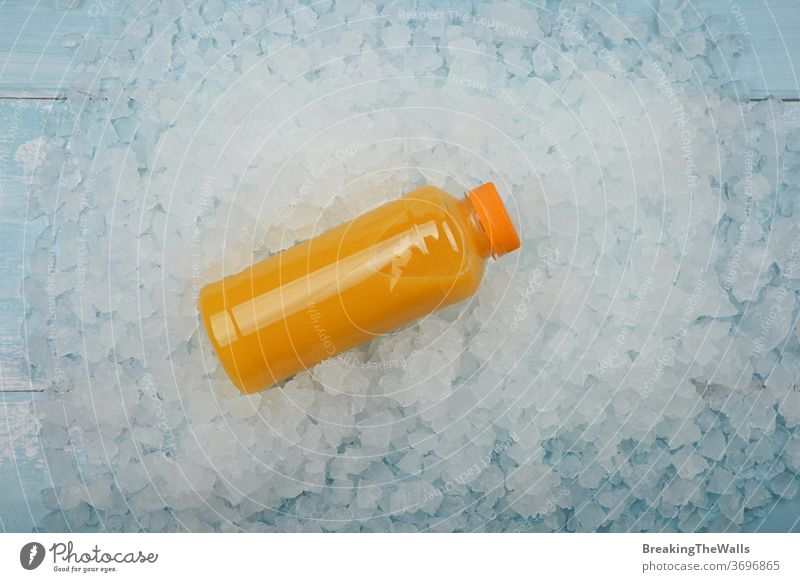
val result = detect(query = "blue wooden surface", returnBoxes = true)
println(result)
[0,97,68,531]
[624,0,800,100]
[1,0,799,532]
[0,0,112,97]
[1,0,799,98]
[0,392,46,532]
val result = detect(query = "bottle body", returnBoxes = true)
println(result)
[199,183,518,393]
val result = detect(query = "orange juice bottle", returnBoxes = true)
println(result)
[198,182,520,394]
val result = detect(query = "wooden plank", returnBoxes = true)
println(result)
[710,0,800,100]
[0,95,71,531]
[683,0,800,100]
[599,0,800,100]
[1,99,66,393]
[0,391,47,532]
[0,99,54,531]
[0,0,112,98]
[0,0,798,99]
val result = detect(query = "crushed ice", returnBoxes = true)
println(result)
[22,0,800,532]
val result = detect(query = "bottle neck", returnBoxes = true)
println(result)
[457,196,492,259]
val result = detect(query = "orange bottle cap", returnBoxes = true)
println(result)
[467,182,521,257]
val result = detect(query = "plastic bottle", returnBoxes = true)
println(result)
[198,182,521,393]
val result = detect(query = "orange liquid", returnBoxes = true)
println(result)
[199,185,494,393]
